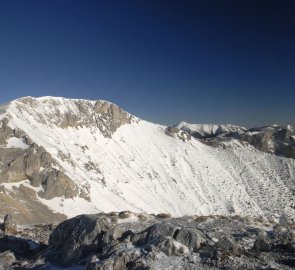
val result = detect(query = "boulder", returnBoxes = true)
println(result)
[252,237,271,252]
[156,213,172,219]
[131,223,177,246]
[48,214,112,266]
[174,228,206,251]
[214,237,241,254]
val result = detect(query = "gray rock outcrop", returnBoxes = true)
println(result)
[14,97,133,138]
[0,213,295,270]
[46,213,208,268]
[47,214,112,266]
[3,214,16,235]
[0,113,90,224]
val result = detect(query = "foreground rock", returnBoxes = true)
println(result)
[0,212,295,269]
[48,214,112,266]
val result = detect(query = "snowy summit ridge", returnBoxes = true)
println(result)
[173,121,247,138]
[0,96,294,224]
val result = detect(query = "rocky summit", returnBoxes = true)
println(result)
[0,96,294,224]
[0,212,294,270]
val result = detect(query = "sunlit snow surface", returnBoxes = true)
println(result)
[6,137,29,149]
[2,97,295,219]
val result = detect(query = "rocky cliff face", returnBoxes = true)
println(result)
[11,97,133,137]
[0,122,72,197]
[0,118,84,223]
[239,126,295,159]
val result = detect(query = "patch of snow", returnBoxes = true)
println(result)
[38,195,99,218]
[287,125,293,131]
[247,131,262,135]
[212,237,218,243]
[0,180,44,193]
[219,139,253,149]
[172,239,190,254]
[6,137,29,149]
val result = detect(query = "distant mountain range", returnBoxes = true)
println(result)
[0,96,294,224]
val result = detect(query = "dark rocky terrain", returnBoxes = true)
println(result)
[0,212,294,270]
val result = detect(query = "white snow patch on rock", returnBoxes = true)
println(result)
[6,137,29,149]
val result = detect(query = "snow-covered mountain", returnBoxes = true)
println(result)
[173,122,246,138]
[0,96,294,224]
[174,121,295,159]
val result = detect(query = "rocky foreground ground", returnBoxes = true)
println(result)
[0,212,294,270]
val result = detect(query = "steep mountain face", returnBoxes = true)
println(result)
[0,97,294,224]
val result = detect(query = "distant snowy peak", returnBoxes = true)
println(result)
[173,121,246,138]
[173,121,295,159]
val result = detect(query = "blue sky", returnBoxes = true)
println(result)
[0,0,294,127]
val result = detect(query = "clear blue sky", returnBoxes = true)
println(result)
[0,0,294,127]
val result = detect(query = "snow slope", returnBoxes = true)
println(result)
[1,97,295,220]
